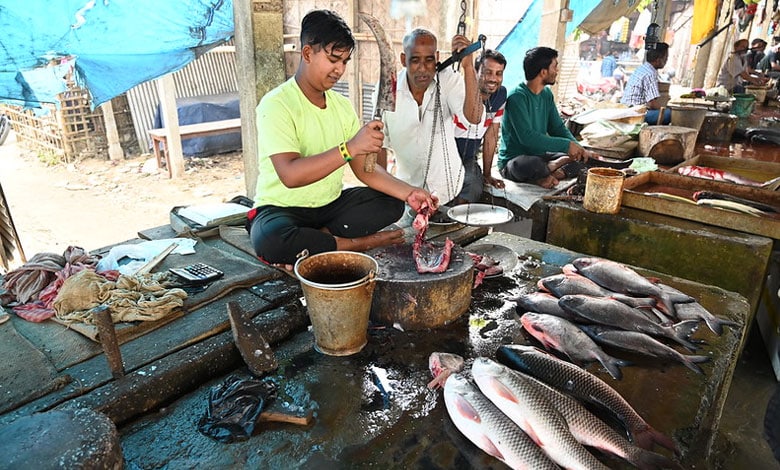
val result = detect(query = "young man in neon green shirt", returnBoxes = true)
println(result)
[248,10,437,266]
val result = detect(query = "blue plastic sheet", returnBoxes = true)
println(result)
[0,0,234,108]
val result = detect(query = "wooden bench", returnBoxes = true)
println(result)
[148,118,241,178]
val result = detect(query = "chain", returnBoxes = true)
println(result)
[421,73,463,205]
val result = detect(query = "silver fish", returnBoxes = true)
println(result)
[558,295,699,351]
[496,344,679,454]
[580,324,710,375]
[517,370,682,470]
[442,373,559,470]
[539,272,657,310]
[520,312,629,380]
[656,283,740,336]
[515,292,577,321]
[472,358,609,470]
[572,257,692,315]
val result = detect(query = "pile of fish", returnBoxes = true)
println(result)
[516,257,740,379]
[429,348,682,469]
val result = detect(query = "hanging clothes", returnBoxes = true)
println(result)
[691,0,719,44]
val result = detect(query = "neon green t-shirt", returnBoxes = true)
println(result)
[254,77,360,207]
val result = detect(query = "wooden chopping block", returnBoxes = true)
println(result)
[638,125,698,165]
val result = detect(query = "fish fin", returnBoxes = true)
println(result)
[704,316,741,336]
[604,356,631,380]
[667,320,701,351]
[633,425,679,455]
[482,375,521,404]
[628,447,684,470]
[454,396,482,424]
[682,355,710,375]
[613,294,657,310]
[478,437,506,461]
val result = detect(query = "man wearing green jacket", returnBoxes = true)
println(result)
[497,47,593,189]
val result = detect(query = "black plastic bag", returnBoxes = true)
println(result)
[197,375,277,443]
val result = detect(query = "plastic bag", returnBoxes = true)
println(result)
[197,375,277,443]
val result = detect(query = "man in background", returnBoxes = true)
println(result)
[620,42,671,124]
[717,38,767,94]
[497,47,593,189]
[452,49,507,203]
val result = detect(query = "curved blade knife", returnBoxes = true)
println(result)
[359,13,396,173]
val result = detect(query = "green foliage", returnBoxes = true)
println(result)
[37,149,62,166]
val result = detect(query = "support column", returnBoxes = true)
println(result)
[100,100,123,162]
[540,0,569,97]
[156,75,185,178]
[234,0,285,199]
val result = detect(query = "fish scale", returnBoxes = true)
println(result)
[496,344,678,454]
[443,373,559,470]
[472,358,609,470]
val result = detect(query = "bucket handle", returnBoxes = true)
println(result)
[296,249,310,262]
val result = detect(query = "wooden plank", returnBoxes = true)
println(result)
[147,118,241,138]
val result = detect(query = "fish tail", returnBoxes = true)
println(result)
[704,316,741,336]
[681,354,710,374]
[670,320,701,351]
[628,446,684,470]
[599,354,631,381]
[633,425,679,455]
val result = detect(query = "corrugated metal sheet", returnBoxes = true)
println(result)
[127,47,238,152]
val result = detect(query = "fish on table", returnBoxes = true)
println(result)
[442,373,559,470]
[557,294,700,351]
[515,291,578,321]
[539,272,658,310]
[655,283,741,336]
[520,312,629,380]
[571,257,693,316]
[496,344,679,454]
[579,324,710,375]
[677,165,768,187]
[472,358,609,470]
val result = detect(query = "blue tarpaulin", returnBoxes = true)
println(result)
[0,0,234,108]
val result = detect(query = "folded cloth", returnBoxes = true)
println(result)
[53,270,187,324]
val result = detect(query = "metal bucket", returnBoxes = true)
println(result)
[294,250,377,356]
[669,105,707,132]
[583,168,625,214]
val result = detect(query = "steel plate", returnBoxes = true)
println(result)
[466,243,518,278]
[447,203,513,226]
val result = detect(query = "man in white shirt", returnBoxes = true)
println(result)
[379,28,482,205]
[717,39,767,94]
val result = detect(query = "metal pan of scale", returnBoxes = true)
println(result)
[447,203,513,226]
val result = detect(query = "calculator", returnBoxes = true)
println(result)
[169,263,224,283]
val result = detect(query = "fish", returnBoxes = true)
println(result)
[428,352,465,389]
[496,344,679,454]
[580,324,710,375]
[442,373,559,470]
[692,190,778,213]
[557,295,700,351]
[696,198,766,216]
[571,257,693,316]
[539,272,658,309]
[471,358,609,469]
[516,370,682,470]
[515,292,578,321]
[654,283,741,336]
[677,165,764,186]
[520,312,629,380]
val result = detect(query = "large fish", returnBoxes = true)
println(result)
[580,324,710,375]
[539,272,657,310]
[472,358,608,470]
[442,373,559,470]
[520,312,629,380]
[677,165,764,186]
[655,283,740,336]
[515,292,577,321]
[496,344,679,454]
[558,295,700,351]
[517,370,682,470]
[571,257,692,315]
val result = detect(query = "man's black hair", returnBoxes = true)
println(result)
[523,47,558,81]
[300,10,355,52]
[476,49,507,72]
[646,42,669,63]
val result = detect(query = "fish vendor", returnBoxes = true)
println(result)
[620,42,672,125]
[246,9,437,268]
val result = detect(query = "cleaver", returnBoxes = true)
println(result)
[359,13,397,173]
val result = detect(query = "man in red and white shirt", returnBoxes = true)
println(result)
[453,49,507,203]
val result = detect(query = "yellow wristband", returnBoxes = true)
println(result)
[338,142,352,162]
